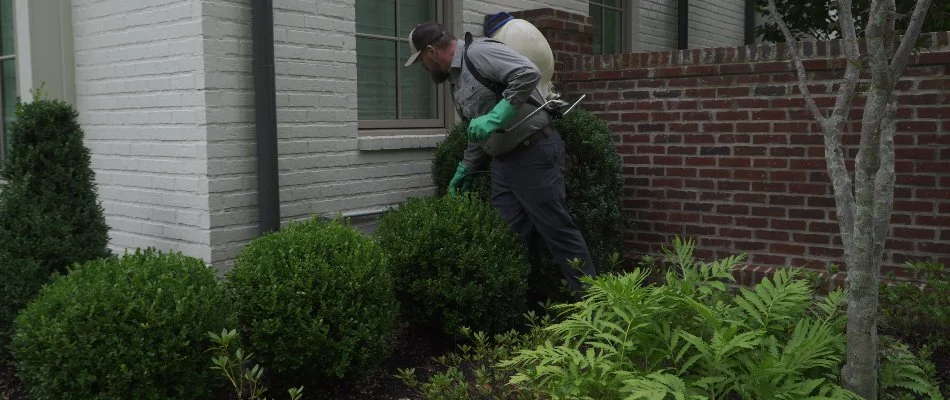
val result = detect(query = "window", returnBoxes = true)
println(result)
[590,0,624,55]
[0,0,15,159]
[356,0,447,130]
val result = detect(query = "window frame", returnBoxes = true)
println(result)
[355,0,454,133]
[0,0,14,160]
[0,54,12,159]
[589,0,630,55]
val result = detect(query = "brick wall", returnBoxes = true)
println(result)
[197,0,444,265]
[201,0,257,264]
[521,8,950,276]
[272,2,434,221]
[73,0,213,260]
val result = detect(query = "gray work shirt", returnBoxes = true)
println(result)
[448,37,552,169]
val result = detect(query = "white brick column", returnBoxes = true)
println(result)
[73,0,213,260]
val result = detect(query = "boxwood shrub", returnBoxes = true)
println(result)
[375,195,530,337]
[431,110,626,301]
[10,249,234,400]
[225,217,397,387]
[0,95,110,356]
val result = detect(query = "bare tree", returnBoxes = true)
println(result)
[764,0,934,398]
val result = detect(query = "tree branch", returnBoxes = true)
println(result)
[830,0,862,127]
[891,0,934,77]
[765,0,827,125]
[855,2,891,231]
[824,0,863,244]
[866,0,893,90]
[837,0,861,58]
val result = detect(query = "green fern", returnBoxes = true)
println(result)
[878,336,944,400]
[623,372,710,400]
[659,235,697,273]
[501,236,860,400]
[733,268,812,332]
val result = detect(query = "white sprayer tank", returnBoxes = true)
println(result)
[485,16,558,101]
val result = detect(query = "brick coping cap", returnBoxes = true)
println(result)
[573,31,950,70]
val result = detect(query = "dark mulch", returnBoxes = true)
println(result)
[0,360,26,400]
[295,319,455,400]
[932,350,950,396]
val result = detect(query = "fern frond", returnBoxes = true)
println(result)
[812,288,847,328]
[701,254,744,283]
[711,327,764,361]
[622,371,711,400]
[733,267,812,332]
[778,318,845,372]
[806,384,864,400]
[659,235,697,274]
[879,336,944,400]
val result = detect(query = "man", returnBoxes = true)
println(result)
[403,21,596,298]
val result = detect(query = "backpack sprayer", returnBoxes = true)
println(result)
[481,12,586,132]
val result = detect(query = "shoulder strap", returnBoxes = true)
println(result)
[462,32,546,110]
[463,32,505,102]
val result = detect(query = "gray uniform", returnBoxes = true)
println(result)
[448,37,550,167]
[447,35,596,298]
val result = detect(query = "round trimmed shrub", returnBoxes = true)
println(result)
[10,248,234,400]
[225,217,397,386]
[430,110,626,301]
[375,195,530,337]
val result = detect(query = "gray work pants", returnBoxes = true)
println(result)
[490,128,596,298]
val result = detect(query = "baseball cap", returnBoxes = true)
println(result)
[404,21,448,67]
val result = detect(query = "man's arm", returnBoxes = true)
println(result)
[467,41,541,109]
[461,142,489,170]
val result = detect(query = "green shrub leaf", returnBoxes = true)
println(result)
[10,249,233,400]
[225,217,397,387]
[376,195,529,337]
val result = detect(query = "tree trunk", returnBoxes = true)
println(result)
[765,0,932,398]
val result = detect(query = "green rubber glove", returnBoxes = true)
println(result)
[447,163,469,197]
[467,98,518,143]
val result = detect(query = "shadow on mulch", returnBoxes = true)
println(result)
[0,359,26,400]
[292,319,456,400]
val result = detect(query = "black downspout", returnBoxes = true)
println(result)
[252,0,280,234]
[677,0,688,50]
[745,0,756,44]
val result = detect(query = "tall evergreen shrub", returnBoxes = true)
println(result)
[0,91,110,355]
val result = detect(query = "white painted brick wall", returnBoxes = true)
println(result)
[688,0,745,49]
[203,0,451,264]
[270,0,435,240]
[462,0,587,35]
[638,0,678,51]
[201,0,257,265]
[637,0,746,51]
[73,0,213,261]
